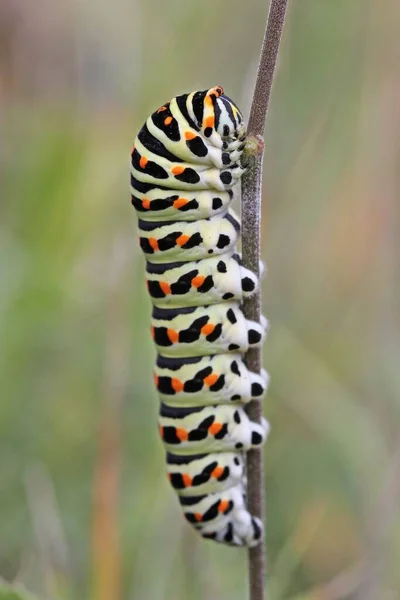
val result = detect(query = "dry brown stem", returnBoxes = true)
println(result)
[241,1,289,599]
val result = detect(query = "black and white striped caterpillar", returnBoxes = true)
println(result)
[130,86,269,547]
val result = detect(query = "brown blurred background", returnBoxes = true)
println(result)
[1,0,399,599]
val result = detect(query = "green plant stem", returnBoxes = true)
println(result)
[241,1,289,600]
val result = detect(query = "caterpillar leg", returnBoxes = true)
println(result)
[260,368,270,388]
[249,369,270,399]
[239,264,259,298]
[229,253,265,294]
[259,259,267,278]
[205,143,245,170]
[246,315,268,348]
[260,314,269,334]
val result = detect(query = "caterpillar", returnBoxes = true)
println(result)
[130,86,269,547]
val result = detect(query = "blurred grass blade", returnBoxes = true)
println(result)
[0,579,40,600]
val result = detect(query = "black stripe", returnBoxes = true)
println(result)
[130,175,174,194]
[175,94,200,131]
[146,259,200,274]
[138,219,175,232]
[153,305,198,320]
[156,354,203,370]
[191,91,206,128]
[224,522,234,543]
[166,452,208,465]
[221,95,238,130]
[186,136,208,158]
[151,107,181,142]
[214,98,222,131]
[179,495,207,506]
[132,196,179,213]
[174,168,201,185]
[138,216,206,231]
[160,403,205,418]
[225,212,241,232]
[138,124,183,163]
[131,151,168,179]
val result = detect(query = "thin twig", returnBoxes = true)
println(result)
[247,0,289,138]
[241,2,289,600]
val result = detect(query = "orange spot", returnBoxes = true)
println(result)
[153,374,159,388]
[172,166,185,175]
[164,116,173,125]
[139,156,148,169]
[167,328,179,343]
[159,425,164,438]
[194,512,203,522]
[204,373,219,387]
[173,197,189,209]
[145,278,149,290]
[150,326,155,339]
[204,95,213,107]
[167,472,172,481]
[209,422,223,436]
[148,238,159,251]
[191,275,205,288]
[142,198,151,210]
[171,378,184,393]
[182,474,192,487]
[185,131,197,140]
[176,234,190,247]
[159,281,171,295]
[131,145,135,154]
[208,86,223,97]
[176,428,188,441]
[201,323,215,336]
[157,106,167,113]
[211,466,224,479]
[204,116,215,129]
[219,499,230,513]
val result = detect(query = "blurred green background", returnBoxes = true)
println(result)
[1,0,399,599]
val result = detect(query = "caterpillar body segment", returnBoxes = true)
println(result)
[155,353,269,407]
[180,485,263,547]
[131,185,234,222]
[145,253,259,309]
[131,147,245,192]
[159,403,269,456]
[138,209,241,264]
[151,303,267,359]
[131,86,269,547]
[166,450,246,497]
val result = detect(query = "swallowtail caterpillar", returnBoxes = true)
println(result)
[130,86,269,546]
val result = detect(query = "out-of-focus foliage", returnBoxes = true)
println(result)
[0,579,38,600]
[1,0,399,599]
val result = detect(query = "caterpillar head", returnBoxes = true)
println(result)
[190,86,246,142]
[213,88,246,142]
